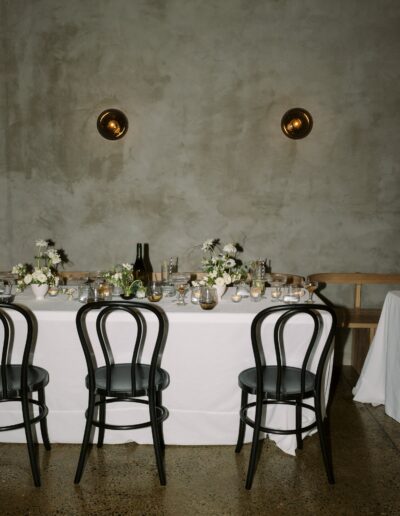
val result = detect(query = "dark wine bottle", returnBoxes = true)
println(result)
[143,243,153,285]
[133,243,146,284]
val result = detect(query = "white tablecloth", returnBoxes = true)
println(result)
[1,288,333,454]
[353,291,400,423]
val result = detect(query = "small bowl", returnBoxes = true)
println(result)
[0,294,15,304]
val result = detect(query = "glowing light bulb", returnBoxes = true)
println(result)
[107,119,121,135]
[291,118,302,130]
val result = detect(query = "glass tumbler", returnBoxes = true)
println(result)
[199,286,218,310]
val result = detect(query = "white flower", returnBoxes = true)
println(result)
[35,239,48,248]
[209,270,217,278]
[46,249,61,265]
[32,270,48,284]
[122,263,133,270]
[223,243,236,255]
[202,239,215,252]
[225,258,236,268]
[24,274,32,285]
[215,276,226,287]
[223,272,232,285]
[12,263,23,274]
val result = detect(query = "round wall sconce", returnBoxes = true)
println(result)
[97,109,128,140]
[281,108,313,139]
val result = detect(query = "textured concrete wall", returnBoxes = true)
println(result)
[1,0,399,281]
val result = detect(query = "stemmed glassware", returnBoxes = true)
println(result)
[170,273,191,306]
[303,278,319,303]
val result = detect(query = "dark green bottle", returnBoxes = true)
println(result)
[133,243,146,285]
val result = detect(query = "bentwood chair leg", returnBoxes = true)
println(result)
[38,387,51,451]
[156,391,165,451]
[21,396,41,487]
[235,390,248,453]
[245,396,263,490]
[296,401,303,450]
[149,391,166,485]
[315,398,334,484]
[74,392,96,484]
[97,395,106,448]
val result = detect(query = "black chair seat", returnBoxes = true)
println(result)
[0,365,49,397]
[238,366,315,398]
[89,364,170,397]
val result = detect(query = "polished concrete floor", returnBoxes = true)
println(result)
[1,367,399,515]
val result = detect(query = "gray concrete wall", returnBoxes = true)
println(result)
[1,0,399,281]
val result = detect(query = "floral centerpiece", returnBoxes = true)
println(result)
[12,239,69,292]
[102,263,145,299]
[197,238,248,290]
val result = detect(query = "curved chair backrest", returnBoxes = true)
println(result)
[0,303,35,398]
[251,304,337,399]
[76,301,169,396]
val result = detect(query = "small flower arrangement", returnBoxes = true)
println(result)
[12,239,69,290]
[102,263,144,297]
[198,238,248,287]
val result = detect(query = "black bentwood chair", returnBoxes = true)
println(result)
[0,303,50,487]
[235,304,337,490]
[74,301,170,485]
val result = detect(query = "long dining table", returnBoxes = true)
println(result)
[1,287,333,455]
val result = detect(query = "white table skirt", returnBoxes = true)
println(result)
[1,288,333,455]
[353,290,400,423]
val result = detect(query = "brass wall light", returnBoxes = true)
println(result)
[281,108,313,139]
[97,109,128,140]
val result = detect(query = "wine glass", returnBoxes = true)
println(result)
[170,273,191,306]
[303,278,319,303]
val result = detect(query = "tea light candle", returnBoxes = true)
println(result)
[250,287,262,301]
[136,289,146,299]
[231,293,242,303]
[48,286,59,297]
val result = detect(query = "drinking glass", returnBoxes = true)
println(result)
[303,279,319,303]
[191,286,201,304]
[269,274,287,302]
[170,273,191,305]
[199,286,218,310]
[250,284,262,302]
[147,281,163,303]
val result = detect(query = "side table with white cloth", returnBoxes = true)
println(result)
[353,291,400,423]
[0,288,334,455]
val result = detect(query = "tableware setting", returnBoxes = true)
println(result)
[6,236,318,310]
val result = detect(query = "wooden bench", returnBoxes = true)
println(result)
[308,273,400,374]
